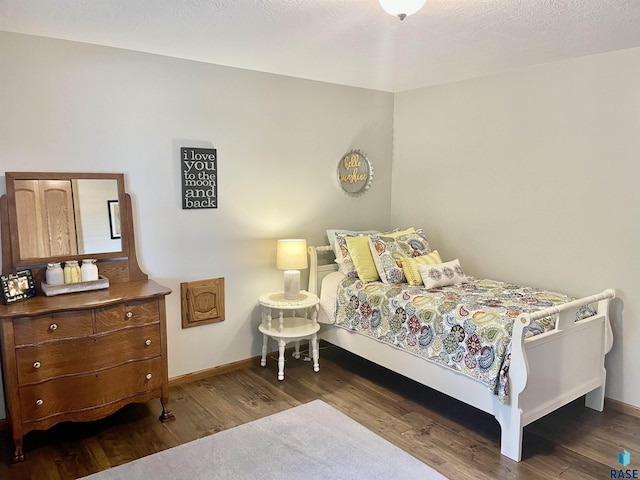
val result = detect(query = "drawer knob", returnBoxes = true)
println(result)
[36,399,43,406]
[146,373,152,380]
[33,361,41,369]
[125,311,133,319]
[49,323,58,331]
[145,339,152,346]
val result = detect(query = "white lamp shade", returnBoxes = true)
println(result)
[379,0,426,18]
[276,239,308,270]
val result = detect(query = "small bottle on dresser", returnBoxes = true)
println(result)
[81,259,99,281]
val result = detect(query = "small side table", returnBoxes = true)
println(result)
[258,290,320,381]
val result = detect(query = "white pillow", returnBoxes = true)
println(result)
[418,259,468,289]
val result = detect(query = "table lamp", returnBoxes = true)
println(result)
[276,239,308,300]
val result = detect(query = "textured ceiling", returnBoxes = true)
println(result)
[1,0,640,92]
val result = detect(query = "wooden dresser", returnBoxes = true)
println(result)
[0,172,174,463]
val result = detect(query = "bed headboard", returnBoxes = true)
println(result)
[308,245,338,296]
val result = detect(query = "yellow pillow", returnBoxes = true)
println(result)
[401,250,443,286]
[345,236,379,282]
[386,227,415,238]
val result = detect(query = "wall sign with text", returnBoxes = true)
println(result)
[181,147,217,209]
[337,149,373,195]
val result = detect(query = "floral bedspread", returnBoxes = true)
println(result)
[334,277,595,403]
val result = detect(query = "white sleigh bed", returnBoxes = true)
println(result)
[308,244,615,462]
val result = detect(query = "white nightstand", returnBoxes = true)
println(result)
[258,290,320,381]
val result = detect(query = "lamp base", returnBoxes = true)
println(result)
[283,270,301,300]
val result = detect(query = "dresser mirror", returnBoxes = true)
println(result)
[4,172,127,268]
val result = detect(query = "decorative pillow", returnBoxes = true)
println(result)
[334,228,411,279]
[334,232,377,278]
[385,226,415,238]
[400,250,443,286]
[345,236,379,282]
[418,259,468,289]
[368,229,431,284]
[327,229,379,256]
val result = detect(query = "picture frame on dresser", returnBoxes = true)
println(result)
[1,269,36,304]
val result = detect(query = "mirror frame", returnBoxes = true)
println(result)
[5,172,128,268]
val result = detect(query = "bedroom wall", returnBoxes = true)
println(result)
[0,32,394,419]
[392,47,640,408]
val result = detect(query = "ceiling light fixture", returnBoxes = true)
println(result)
[379,0,426,20]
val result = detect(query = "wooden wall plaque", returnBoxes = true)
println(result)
[180,277,225,328]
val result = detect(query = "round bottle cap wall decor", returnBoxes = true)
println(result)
[337,149,373,195]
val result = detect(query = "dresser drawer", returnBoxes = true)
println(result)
[16,324,161,384]
[19,357,163,423]
[13,311,93,346]
[95,299,159,332]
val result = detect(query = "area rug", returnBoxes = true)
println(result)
[81,399,447,480]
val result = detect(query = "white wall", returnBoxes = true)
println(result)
[0,32,394,418]
[392,47,640,407]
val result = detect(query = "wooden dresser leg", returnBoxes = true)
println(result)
[159,412,175,423]
[159,398,175,423]
[12,441,25,463]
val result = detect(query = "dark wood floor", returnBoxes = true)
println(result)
[1,343,637,479]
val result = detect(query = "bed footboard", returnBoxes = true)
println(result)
[498,288,615,460]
